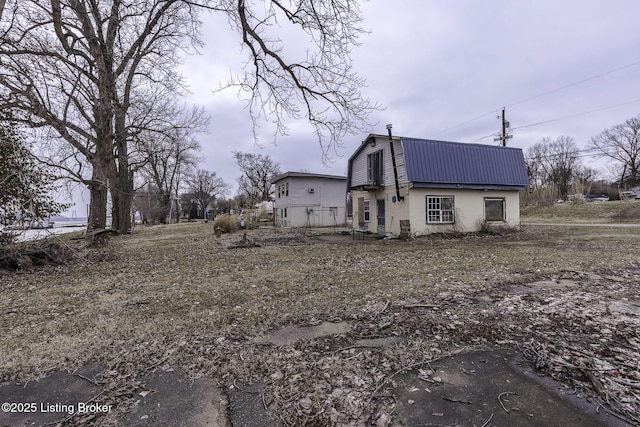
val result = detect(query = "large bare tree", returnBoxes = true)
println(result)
[0,0,201,234]
[0,0,376,234]
[590,115,640,188]
[222,0,378,157]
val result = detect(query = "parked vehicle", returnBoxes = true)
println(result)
[587,194,609,202]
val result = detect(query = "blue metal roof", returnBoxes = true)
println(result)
[403,138,529,189]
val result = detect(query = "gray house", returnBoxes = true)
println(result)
[272,172,348,227]
[347,133,529,236]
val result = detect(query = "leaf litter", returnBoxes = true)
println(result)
[0,223,639,425]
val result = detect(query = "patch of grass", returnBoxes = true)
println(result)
[1,223,639,382]
[521,199,640,223]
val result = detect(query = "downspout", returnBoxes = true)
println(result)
[386,124,404,201]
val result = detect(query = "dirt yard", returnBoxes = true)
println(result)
[0,223,639,425]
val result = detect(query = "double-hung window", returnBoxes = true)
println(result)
[426,196,455,224]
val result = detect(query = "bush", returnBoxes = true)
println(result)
[213,214,239,233]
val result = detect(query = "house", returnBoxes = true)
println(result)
[272,172,348,227]
[347,131,529,236]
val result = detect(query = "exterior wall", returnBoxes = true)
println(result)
[350,186,411,235]
[351,187,521,236]
[350,136,407,188]
[407,188,521,236]
[274,176,347,227]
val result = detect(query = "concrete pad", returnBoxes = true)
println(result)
[116,368,228,427]
[0,365,229,427]
[253,322,351,346]
[225,379,281,427]
[0,364,104,427]
[391,348,630,427]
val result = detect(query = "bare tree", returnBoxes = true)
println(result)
[0,0,201,234]
[215,0,378,158]
[136,127,200,224]
[184,169,230,218]
[525,136,581,201]
[589,116,640,188]
[234,151,281,205]
[1,0,376,235]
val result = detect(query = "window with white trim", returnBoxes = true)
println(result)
[363,199,371,222]
[484,198,505,221]
[426,196,455,224]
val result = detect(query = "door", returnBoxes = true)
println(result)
[376,199,385,234]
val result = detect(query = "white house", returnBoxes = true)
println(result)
[271,172,348,227]
[347,131,530,236]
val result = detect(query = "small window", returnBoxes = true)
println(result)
[364,199,371,222]
[485,198,505,221]
[277,184,281,198]
[426,196,454,224]
[285,182,289,196]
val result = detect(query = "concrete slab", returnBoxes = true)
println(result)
[253,322,351,346]
[0,365,229,427]
[116,368,228,427]
[391,348,631,427]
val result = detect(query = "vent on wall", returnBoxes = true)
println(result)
[308,187,315,193]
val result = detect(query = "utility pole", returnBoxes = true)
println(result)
[494,107,513,147]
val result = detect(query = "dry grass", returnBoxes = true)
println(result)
[521,199,640,223]
[1,221,639,424]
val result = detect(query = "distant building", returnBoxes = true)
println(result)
[271,172,348,227]
[347,133,529,236]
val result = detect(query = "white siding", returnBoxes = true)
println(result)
[274,176,347,227]
[350,136,407,188]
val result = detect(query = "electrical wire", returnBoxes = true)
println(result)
[505,59,640,109]
[427,59,640,140]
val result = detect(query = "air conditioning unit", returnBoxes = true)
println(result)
[308,187,315,193]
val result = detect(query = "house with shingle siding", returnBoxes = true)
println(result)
[347,132,529,236]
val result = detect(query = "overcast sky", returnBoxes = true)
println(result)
[62,1,640,215]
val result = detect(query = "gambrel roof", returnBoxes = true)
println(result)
[402,138,529,190]
[347,135,529,191]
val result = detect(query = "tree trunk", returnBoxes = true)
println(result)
[87,174,108,232]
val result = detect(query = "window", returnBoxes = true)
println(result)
[426,196,454,224]
[367,150,384,186]
[484,198,505,221]
[277,184,282,198]
[285,182,289,197]
[280,208,288,218]
[363,199,371,222]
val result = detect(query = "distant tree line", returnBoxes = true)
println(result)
[522,114,640,205]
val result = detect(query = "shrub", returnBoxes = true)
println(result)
[213,214,239,233]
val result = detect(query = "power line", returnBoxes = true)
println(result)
[470,98,640,143]
[427,110,496,139]
[511,98,640,131]
[427,58,640,140]
[506,59,640,108]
